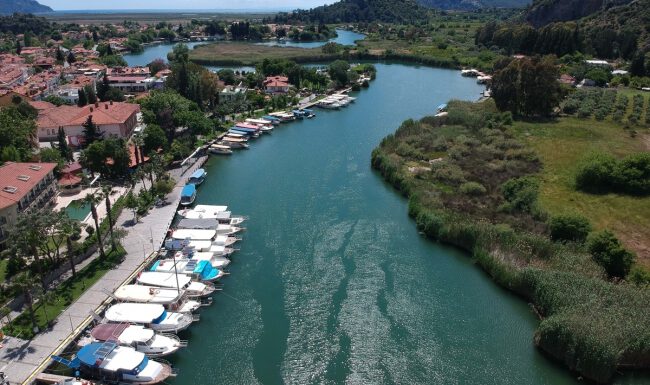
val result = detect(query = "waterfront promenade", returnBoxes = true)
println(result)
[0,157,207,385]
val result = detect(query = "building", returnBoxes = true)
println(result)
[0,162,58,249]
[264,76,290,94]
[37,101,141,145]
[219,84,248,103]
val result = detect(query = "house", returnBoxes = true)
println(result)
[585,59,610,67]
[219,83,248,103]
[0,162,58,249]
[264,76,290,94]
[37,101,141,145]
[559,74,576,86]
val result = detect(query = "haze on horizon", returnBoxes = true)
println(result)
[39,0,336,11]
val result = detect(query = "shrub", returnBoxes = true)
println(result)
[576,152,650,195]
[500,176,539,213]
[587,230,636,279]
[460,181,487,196]
[575,153,618,193]
[548,214,591,243]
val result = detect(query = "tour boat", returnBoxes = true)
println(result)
[172,229,217,241]
[235,122,261,131]
[187,169,207,185]
[177,218,220,230]
[246,118,273,126]
[179,184,196,206]
[52,342,174,384]
[229,128,259,138]
[177,204,228,218]
[104,303,196,333]
[171,249,232,268]
[318,99,341,109]
[219,140,249,149]
[209,144,233,155]
[330,94,350,107]
[262,115,281,125]
[113,285,201,313]
[89,324,186,358]
[222,132,247,139]
[269,111,295,121]
[136,272,216,298]
[258,125,273,133]
[150,259,224,282]
[185,237,239,251]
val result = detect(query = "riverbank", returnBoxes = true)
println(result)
[371,100,650,383]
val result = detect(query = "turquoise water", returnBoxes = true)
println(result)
[165,63,649,384]
[123,30,365,67]
[65,199,91,222]
[256,29,366,48]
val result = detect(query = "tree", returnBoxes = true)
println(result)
[96,74,110,101]
[12,272,39,333]
[77,87,88,107]
[143,124,167,154]
[82,115,102,146]
[15,39,21,54]
[217,69,236,85]
[44,95,68,106]
[84,192,106,259]
[85,85,97,104]
[492,56,563,117]
[124,191,139,223]
[170,43,189,63]
[55,47,64,62]
[328,60,350,87]
[66,51,76,64]
[60,216,80,277]
[57,127,72,161]
[587,230,635,279]
[549,214,592,243]
[149,58,167,77]
[101,185,117,251]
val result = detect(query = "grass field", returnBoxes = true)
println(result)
[190,42,340,65]
[513,111,650,266]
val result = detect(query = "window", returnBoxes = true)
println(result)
[29,165,42,171]
[17,175,30,181]
[2,186,17,194]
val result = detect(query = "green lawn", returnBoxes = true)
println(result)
[0,259,7,283]
[513,116,650,267]
[2,246,126,339]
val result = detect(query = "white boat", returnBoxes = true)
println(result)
[209,144,233,155]
[150,259,224,282]
[269,111,295,121]
[104,303,196,333]
[186,237,239,251]
[258,125,273,133]
[136,272,216,298]
[318,99,341,109]
[177,205,228,218]
[89,324,186,357]
[53,342,174,384]
[219,140,249,149]
[104,303,195,334]
[113,285,201,313]
[173,250,232,268]
[177,218,220,230]
[171,229,217,241]
[246,118,273,125]
[223,132,247,139]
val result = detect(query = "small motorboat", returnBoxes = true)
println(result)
[209,144,233,155]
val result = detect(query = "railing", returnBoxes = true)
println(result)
[200,297,213,307]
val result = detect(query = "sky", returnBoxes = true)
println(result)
[38,0,336,11]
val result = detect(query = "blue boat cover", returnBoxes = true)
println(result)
[181,184,196,198]
[189,168,206,180]
[77,342,118,367]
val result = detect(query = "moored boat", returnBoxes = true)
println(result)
[104,303,195,333]
[179,184,196,206]
[219,140,249,149]
[262,115,281,125]
[209,144,233,155]
[53,342,174,384]
[136,272,217,298]
[89,324,186,358]
[187,168,206,185]
[150,259,224,282]
[113,285,201,313]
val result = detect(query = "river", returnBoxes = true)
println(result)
[123,29,365,67]
[161,62,649,385]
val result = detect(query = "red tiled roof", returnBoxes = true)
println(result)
[58,173,82,187]
[61,162,82,175]
[28,100,56,110]
[37,102,140,129]
[0,162,57,210]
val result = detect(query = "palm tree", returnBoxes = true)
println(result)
[60,216,80,277]
[84,192,106,259]
[13,271,39,333]
[101,185,117,251]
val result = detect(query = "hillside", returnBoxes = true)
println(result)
[0,0,52,14]
[417,0,530,9]
[275,0,430,24]
[525,0,632,27]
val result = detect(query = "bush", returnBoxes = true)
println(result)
[460,181,487,196]
[575,153,618,193]
[548,214,591,243]
[576,152,650,195]
[500,176,539,213]
[587,230,635,278]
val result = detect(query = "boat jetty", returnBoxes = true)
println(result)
[46,168,248,385]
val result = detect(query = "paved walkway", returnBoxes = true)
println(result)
[0,157,207,384]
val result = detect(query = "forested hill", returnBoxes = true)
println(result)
[275,0,430,24]
[0,0,53,14]
[525,0,633,27]
[417,0,530,9]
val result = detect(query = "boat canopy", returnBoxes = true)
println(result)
[105,303,166,324]
[189,168,206,180]
[177,218,219,229]
[235,122,259,129]
[171,229,216,240]
[113,284,183,304]
[187,240,213,251]
[137,272,192,289]
[181,184,196,198]
[211,144,233,150]
[91,324,154,344]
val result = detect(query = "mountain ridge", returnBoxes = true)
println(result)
[0,0,52,14]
